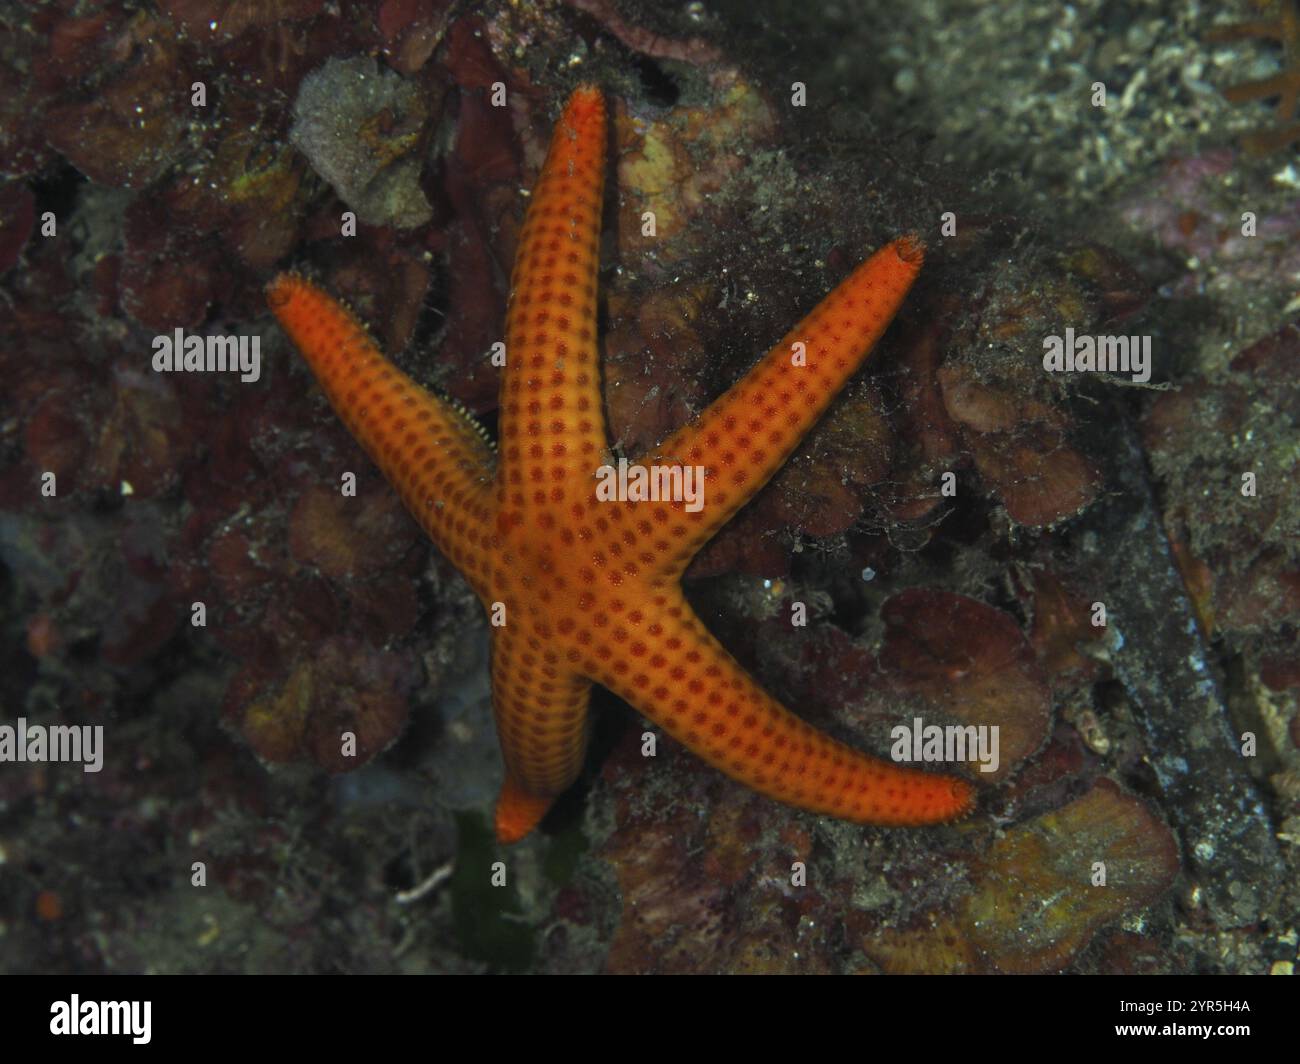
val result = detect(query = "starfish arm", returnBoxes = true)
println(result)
[267,274,496,572]
[497,85,610,531]
[585,588,973,827]
[490,623,595,842]
[639,237,923,575]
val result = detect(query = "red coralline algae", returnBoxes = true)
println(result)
[44,19,190,190]
[376,0,451,75]
[861,781,1178,974]
[1017,567,1106,683]
[877,589,1052,782]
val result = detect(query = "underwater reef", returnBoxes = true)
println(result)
[0,0,1296,975]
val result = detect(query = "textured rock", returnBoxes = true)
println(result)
[291,57,433,229]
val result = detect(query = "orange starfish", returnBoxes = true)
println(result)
[267,85,974,843]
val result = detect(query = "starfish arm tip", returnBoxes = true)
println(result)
[562,83,606,123]
[265,271,301,309]
[894,233,926,266]
[495,776,556,844]
[944,775,977,821]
